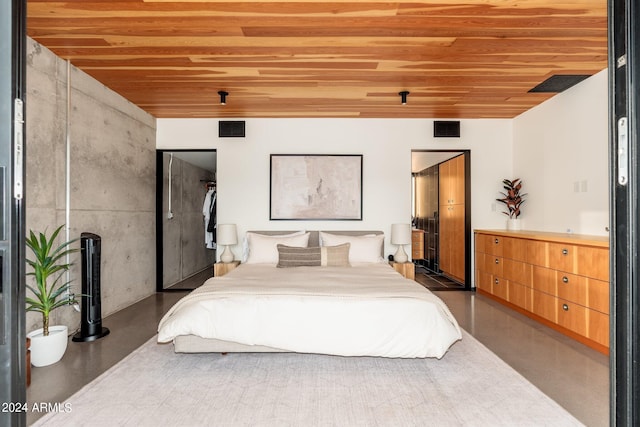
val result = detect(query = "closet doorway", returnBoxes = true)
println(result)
[411,150,471,291]
[156,150,217,292]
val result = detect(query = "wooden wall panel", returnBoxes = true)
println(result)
[26,1,607,118]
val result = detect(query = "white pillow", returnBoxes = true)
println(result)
[244,231,310,264]
[319,232,384,263]
[242,230,306,262]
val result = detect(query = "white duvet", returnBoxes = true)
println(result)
[157,263,462,358]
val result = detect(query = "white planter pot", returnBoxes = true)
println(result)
[27,325,69,367]
[507,218,522,231]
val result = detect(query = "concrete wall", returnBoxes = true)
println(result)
[25,38,157,333]
[162,154,215,287]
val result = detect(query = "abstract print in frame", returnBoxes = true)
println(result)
[270,154,363,220]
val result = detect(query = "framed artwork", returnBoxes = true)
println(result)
[270,154,363,220]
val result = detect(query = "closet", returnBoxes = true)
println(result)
[412,151,469,287]
[156,150,217,291]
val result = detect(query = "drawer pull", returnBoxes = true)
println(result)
[494,238,499,244]
[495,258,500,265]
[562,248,569,255]
[562,276,569,283]
[562,304,569,311]
[494,278,499,285]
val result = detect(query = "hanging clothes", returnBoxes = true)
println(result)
[203,187,217,249]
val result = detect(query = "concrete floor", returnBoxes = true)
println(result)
[26,289,609,427]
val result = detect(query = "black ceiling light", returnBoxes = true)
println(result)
[399,91,410,105]
[218,90,228,105]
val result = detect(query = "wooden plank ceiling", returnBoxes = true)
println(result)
[26,1,608,119]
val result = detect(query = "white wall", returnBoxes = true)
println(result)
[513,70,609,236]
[157,118,513,259]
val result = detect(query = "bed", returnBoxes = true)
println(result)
[157,230,462,359]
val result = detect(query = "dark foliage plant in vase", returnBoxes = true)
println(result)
[496,178,526,230]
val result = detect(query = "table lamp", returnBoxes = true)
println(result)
[391,223,411,263]
[217,224,237,263]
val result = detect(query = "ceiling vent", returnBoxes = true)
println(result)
[219,121,245,138]
[434,121,460,138]
[528,75,591,93]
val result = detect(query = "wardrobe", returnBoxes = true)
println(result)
[438,155,466,283]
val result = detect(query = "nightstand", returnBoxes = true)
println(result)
[390,261,415,280]
[213,260,240,277]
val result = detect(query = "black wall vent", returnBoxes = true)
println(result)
[528,75,591,93]
[434,121,460,138]
[219,121,245,138]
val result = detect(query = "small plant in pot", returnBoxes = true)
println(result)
[496,178,526,230]
[26,225,78,367]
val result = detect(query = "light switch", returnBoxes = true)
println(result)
[580,180,588,192]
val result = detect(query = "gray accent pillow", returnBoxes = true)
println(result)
[277,243,350,268]
[277,244,321,268]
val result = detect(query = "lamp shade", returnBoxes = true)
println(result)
[391,223,411,245]
[216,224,237,245]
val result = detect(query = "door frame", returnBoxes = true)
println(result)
[0,0,27,426]
[609,0,640,423]
[155,149,217,292]
[411,149,472,290]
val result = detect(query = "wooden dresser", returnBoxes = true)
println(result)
[475,229,609,354]
[411,229,425,260]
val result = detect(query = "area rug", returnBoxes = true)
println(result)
[33,330,582,426]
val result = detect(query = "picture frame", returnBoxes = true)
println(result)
[270,154,363,220]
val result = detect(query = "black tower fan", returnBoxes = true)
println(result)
[73,232,110,342]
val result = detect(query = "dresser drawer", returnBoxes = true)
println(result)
[526,240,548,267]
[548,242,576,273]
[532,290,557,323]
[483,235,505,256]
[412,230,424,242]
[487,256,504,277]
[588,310,609,347]
[508,281,531,311]
[557,299,588,337]
[576,246,609,281]
[588,278,609,314]
[502,258,532,286]
[477,252,504,277]
[492,276,508,301]
[503,236,527,262]
[476,270,493,294]
[532,265,556,295]
[556,272,587,307]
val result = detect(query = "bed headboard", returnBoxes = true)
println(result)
[248,230,384,250]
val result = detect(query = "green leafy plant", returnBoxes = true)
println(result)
[25,225,79,336]
[496,178,526,219]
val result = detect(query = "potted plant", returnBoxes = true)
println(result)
[26,225,79,367]
[496,178,526,230]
